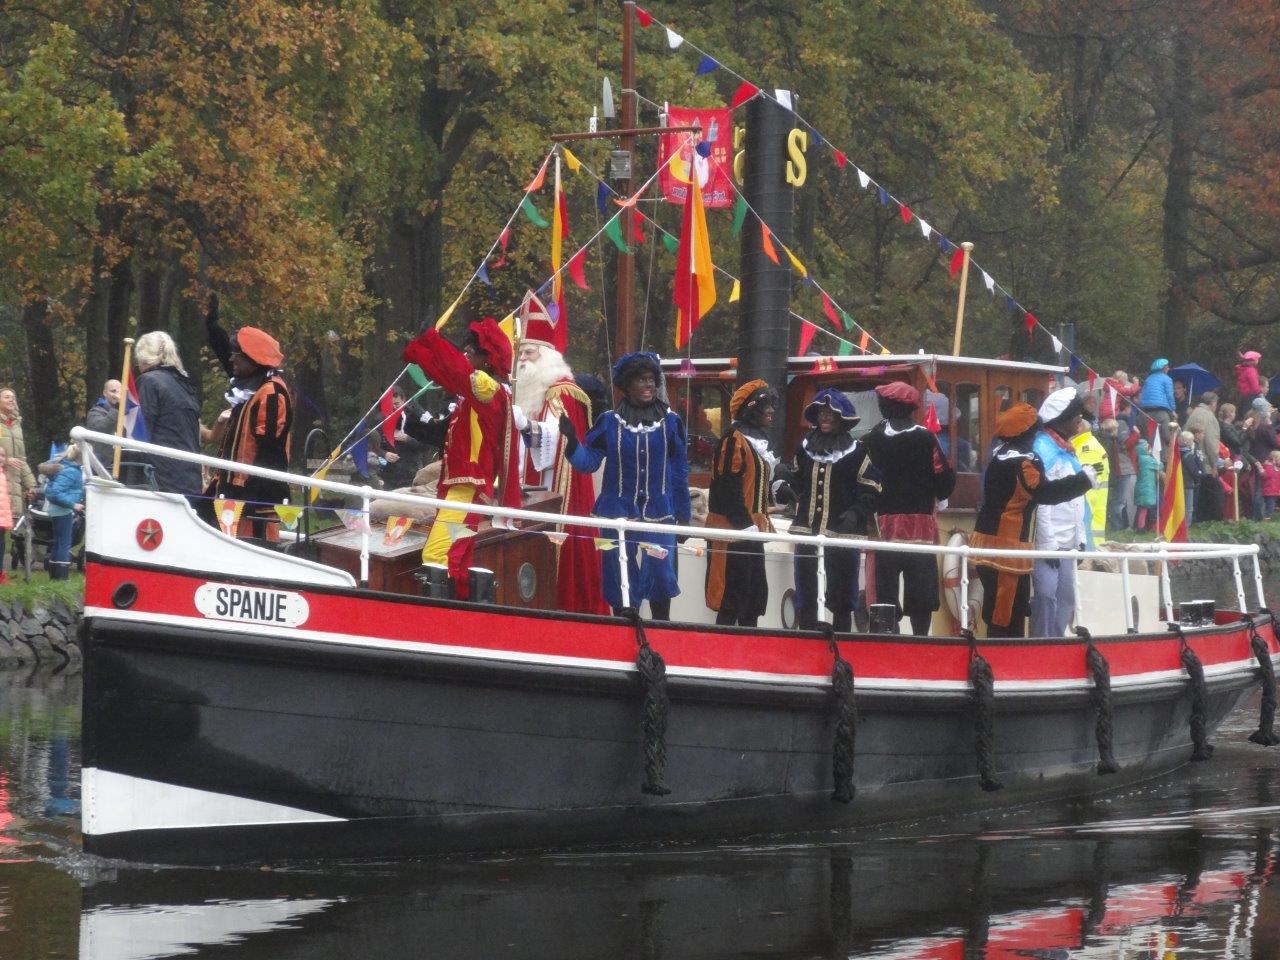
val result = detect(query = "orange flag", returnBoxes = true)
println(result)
[760,223,780,264]
[1161,448,1188,542]
[673,171,717,349]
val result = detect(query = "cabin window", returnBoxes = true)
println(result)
[680,384,727,471]
[1021,386,1046,409]
[954,382,981,473]
[994,385,1013,412]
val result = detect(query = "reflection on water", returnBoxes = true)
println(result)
[0,668,1279,959]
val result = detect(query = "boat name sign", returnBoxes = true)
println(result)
[194,583,310,628]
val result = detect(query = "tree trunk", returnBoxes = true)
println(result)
[81,252,111,413]
[106,256,135,367]
[23,299,63,459]
[137,264,164,330]
[1158,30,1195,360]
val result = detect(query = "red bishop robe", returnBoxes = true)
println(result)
[523,379,608,615]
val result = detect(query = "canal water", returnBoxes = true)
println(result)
[2,665,1280,959]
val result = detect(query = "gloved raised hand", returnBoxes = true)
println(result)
[559,413,579,455]
[1081,464,1100,489]
[832,507,866,535]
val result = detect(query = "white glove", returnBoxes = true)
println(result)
[512,405,529,432]
[1082,464,1099,489]
[418,411,434,424]
[741,524,759,533]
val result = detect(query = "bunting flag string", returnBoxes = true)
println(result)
[797,319,817,355]
[731,195,748,237]
[695,54,719,75]
[760,223,780,264]
[948,246,965,278]
[561,146,582,173]
[782,245,807,277]
[729,278,740,302]
[491,227,512,269]
[520,195,549,228]
[602,215,632,254]
[730,80,759,109]
[568,248,591,290]
[821,291,840,329]
[274,503,303,530]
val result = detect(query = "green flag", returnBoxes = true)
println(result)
[520,195,549,228]
[603,215,632,254]
[662,232,679,255]
[837,338,855,356]
[732,195,749,237]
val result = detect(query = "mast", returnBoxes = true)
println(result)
[617,1,638,357]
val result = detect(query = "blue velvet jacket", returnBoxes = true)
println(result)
[567,408,692,524]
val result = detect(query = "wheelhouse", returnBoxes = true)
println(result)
[664,354,1066,512]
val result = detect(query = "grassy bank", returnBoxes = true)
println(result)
[0,570,85,612]
[1108,519,1280,545]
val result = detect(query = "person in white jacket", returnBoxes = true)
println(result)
[1030,387,1098,637]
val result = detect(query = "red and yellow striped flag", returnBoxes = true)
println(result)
[673,172,716,349]
[1160,447,1188,542]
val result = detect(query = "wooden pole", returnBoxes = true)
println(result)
[951,241,974,357]
[616,0,637,357]
[112,337,134,479]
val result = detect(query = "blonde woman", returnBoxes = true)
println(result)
[133,331,202,497]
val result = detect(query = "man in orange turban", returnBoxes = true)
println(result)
[704,379,778,626]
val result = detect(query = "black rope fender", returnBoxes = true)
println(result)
[1245,610,1279,746]
[965,630,1003,792]
[628,609,672,796]
[824,625,857,803]
[1172,623,1214,761]
[1077,627,1119,775]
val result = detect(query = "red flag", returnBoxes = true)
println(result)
[557,193,569,239]
[491,227,512,269]
[1087,369,1097,393]
[833,149,847,169]
[821,291,840,329]
[568,248,591,290]
[1024,310,1038,335]
[949,246,965,278]
[378,387,397,447]
[797,320,816,355]
[730,81,759,109]
[899,204,913,225]
[635,6,653,26]
[924,402,941,434]
[631,208,645,245]
[760,223,780,264]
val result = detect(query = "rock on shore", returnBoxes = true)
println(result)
[0,597,82,667]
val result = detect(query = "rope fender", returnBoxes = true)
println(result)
[628,609,672,796]
[1245,610,1279,746]
[1077,627,1119,775]
[965,630,1003,792]
[824,625,857,803]
[1172,623,1214,761]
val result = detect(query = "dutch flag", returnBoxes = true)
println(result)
[123,370,149,443]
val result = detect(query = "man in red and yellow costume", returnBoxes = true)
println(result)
[402,317,521,599]
[511,295,607,614]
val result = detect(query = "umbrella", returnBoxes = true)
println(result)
[1168,363,1222,399]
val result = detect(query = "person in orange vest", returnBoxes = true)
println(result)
[205,296,293,538]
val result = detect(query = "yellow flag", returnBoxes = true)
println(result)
[561,146,582,172]
[434,293,462,330]
[274,504,303,530]
[594,537,618,551]
[551,157,564,305]
[308,445,343,503]
[880,346,891,355]
[728,278,740,303]
[498,312,517,343]
[783,246,807,277]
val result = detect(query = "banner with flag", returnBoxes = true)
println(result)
[658,106,732,207]
[1160,447,1188,543]
[673,169,717,349]
[123,370,149,443]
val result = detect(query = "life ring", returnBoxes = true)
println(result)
[941,529,983,628]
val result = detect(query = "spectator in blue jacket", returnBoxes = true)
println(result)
[1138,358,1177,447]
[44,443,84,581]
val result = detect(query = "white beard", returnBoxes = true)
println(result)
[515,348,573,415]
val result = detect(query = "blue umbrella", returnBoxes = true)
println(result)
[1168,363,1222,399]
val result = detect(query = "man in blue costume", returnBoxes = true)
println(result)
[560,352,691,620]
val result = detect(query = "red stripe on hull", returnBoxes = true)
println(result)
[85,561,1277,685]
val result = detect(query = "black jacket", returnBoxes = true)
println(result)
[784,433,881,535]
[863,420,956,516]
[136,365,203,495]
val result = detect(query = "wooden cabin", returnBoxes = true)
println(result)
[663,354,1066,514]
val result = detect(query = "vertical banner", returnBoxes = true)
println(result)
[659,106,733,208]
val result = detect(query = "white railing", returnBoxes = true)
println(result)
[71,427,1267,626]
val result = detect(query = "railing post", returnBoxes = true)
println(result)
[1253,552,1267,612]
[1073,547,1083,630]
[1232,555,1247,618]
[959,548,970,632]
[816,537,828,626]
[1120,556,1135,633]
[1160,552,1174,623]
[359,486,371,587]
[617,528,631,610]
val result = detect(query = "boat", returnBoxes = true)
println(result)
[75,424,1278,865]
[73,2,1280,865]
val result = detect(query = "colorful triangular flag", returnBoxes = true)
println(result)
[666,27,683,48]
[730,81,759,109]
[760,223,780,264]
[695,55,719,75]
